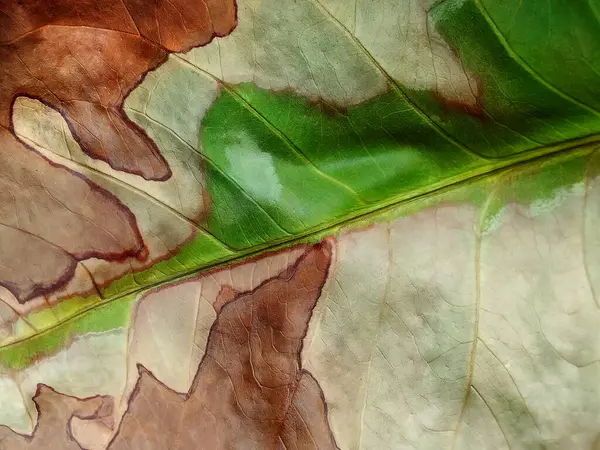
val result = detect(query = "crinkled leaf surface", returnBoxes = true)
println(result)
[0,0,600,448]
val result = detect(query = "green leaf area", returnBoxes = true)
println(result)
[2,0,600,368]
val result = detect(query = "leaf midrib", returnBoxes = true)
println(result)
[1,133,598,352]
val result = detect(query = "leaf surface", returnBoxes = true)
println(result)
[1,0,600,448]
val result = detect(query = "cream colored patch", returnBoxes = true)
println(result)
[70,416,114,450]
[124,57,219,149]
[185,0,477,107]
[302,225,391,450]
[478,188,600,448]
[125,280,208,401]
[184,0,386,105]
[303,205,478,449]
[585,173,600,308]
[345,0,479,107]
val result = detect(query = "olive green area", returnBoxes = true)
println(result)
[1,0,600,367]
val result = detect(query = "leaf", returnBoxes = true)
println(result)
[1,0,600,448]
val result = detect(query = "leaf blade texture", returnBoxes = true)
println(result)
[0,0,600,448]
